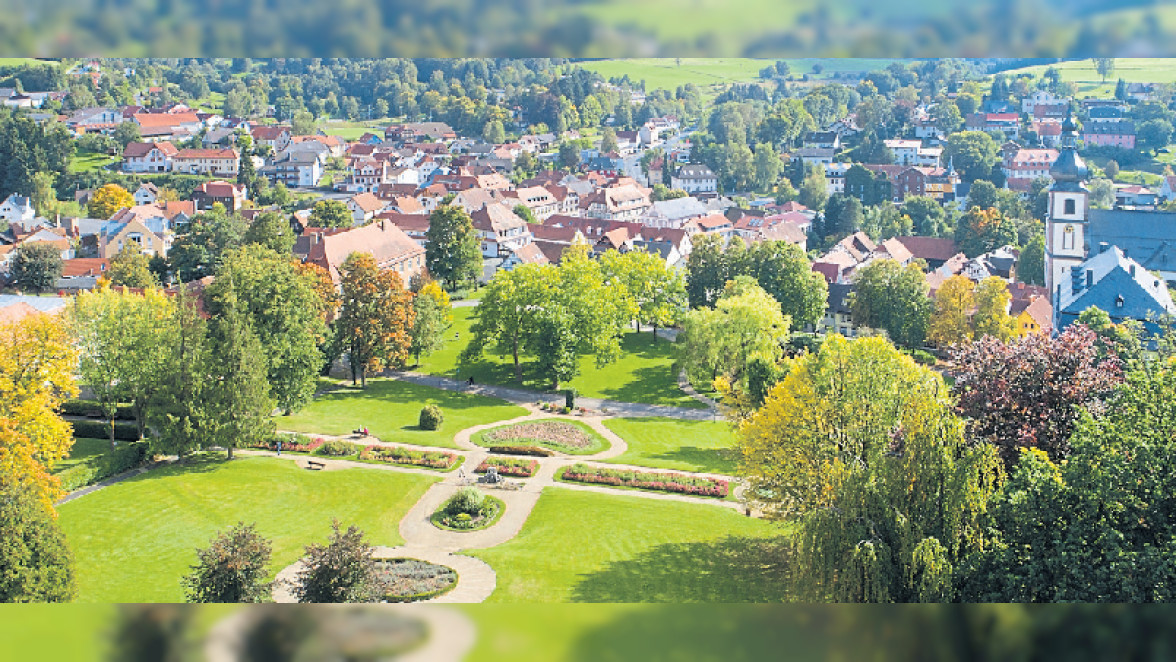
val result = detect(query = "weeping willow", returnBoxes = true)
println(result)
[740,335,1003,602]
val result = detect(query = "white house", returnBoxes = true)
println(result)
[132,183,159,206]
[0,194,35,225]
[123,141,178,173]
[671,164,718,194]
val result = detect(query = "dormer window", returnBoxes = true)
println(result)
[1115,295,1124,309]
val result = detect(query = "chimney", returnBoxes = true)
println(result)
[1099,242,1109,254]
[1072,267,1084,293]
[1087,269,1094,289]
[1129,264,1136,277]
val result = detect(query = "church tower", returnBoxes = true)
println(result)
[1044,111,1090,301]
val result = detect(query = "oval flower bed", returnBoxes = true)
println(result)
[359,445,461,471]
[430,488,505,531]
[473,420,607,455]
[476,456,538,478]
[373,558,458,603]
[250,434,325,453]
[560,464,729,498]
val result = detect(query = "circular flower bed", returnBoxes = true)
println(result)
[372,558,458,603]
[430,488,505,531]
[474,420,606,455]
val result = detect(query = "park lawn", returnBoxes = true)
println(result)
[280,378,527,448]
[470,487,789,603]
[323,126,378,140]
[416,306,703,409]
[600,418,738,475]
[57,456,437,603]
[464,604,827,661]
[52,437,110,473]
[69,150,118,173]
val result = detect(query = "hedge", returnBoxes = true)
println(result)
[359,445,460,470]
[488,445,553,457]
[561,464,729,498]
[70,420,140,441]
[57,441,148,492]
[60,400,136,420]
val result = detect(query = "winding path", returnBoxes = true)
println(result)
[266,404,746,604]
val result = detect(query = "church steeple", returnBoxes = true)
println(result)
[1049,109,1088,191]
[1044,108,1090,306]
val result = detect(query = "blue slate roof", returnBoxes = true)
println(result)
[1057,245,1176,333]
[1088,209,1176,274]
[0,294,70,313]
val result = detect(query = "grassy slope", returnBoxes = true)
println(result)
[57,456,437,602]
[280,378,527,448]
[600,417,738,474]
[52,437,110,473]
[416,306,704,409]
[470,487,788,603]
[577,57,899,95]
[999,58,1176,98]
[69,150,118,174]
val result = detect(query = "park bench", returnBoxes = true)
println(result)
[306,459,326,471]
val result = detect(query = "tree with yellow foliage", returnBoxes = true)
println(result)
[0,313,79,509]
[927,275,975,348]
[738,335,1001,602]
[973,276,1016,342]
[409,279,452,364]
[87,183,134,220]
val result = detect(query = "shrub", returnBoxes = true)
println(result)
[447,488,484,516]
[419,405,443,431]
[316,440,356,457]
[561,464,729,498]
[70,420,139,441]
[264,435,324,453]
[564,388,577,409]
[60,400,136,420]
[0,477,75,602]
[182,522,272,603]
[294,521,377,604]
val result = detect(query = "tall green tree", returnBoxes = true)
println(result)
[10,242,62,293]
[1016,233,1045,286]
[740,335,1001,602]
[744,240,827,330]
[149,286,209,461]
[463,264,551,381]
[960,366,1176,602]
[242,211,295,255]
[424,205,482,291]
[307,200,351,228]
[168,205,246,283]
[599,248,687,339]
[203,280,276,460]
[972,277,1015,342]
[294,521,377,604]
[850,259,932,347]
[679,276,790,389]
[204,245,327,414]
[409,280,452,364]
[107,242,158,289]
[944,131,998,182]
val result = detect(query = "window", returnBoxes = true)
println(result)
[1064,198,1076,215]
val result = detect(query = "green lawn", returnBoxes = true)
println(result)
[53,437,109,473]
[280,378,528,448]
[577,57,899,96]
[470,487,788,603]
[600,418,738,474]
[57,456,437,603]
[1000,57,1176,98]
[69,150,118,173]
[416,306,703,409]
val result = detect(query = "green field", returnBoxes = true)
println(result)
[470,487,787,603]
[416,306,704,409]
[57,456,437,603]
[68,150,118,173]
[52,437,110,474]
[1000,58,1176,98]
[281,378,528,448]
[576,57,898,95]
[600,417,738,474]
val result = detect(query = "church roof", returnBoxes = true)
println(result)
[1058,245,1175,330]
[1088,209,1176,274]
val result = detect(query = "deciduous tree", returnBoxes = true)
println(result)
[679,276,790,388]
[242,211,295,255]
[0,476,76,602]
[10,242,63,293]
[424,205,482,291]
[409,280,452,364]
[972,276,1015,341]
[307,199,351,228]
[168,205,246,282]
[183,522,272,603]
[950,324,1124,467]
[850,259,931,347]
[927,275,975,347]
[294,521,377,604]
[107,242,158,289]
[87,183,134,219]
[337,253,414,387]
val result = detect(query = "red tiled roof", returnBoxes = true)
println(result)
[894,236,959,263]
[134,112,199,128]
[62,258,109,278]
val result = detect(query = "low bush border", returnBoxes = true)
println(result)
[557,463,729,499]
[429,493,506,532]
[55,440,149,492]
[70,420,140,441]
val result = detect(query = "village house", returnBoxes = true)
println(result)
[471,202,533,258]
[346,193,387,225]
[0,194,35,226]
[123,141,179,173]
[1081,120,1136,149]
[503,186,559,222]
[172,148,239,177]
[133,112,202,142]
[192,181,248,213]
[671,164,718,195]
[1002,144,1058,194]
[263,149,324,188]
[251,126,293,152]
[304,220,426,285]
[582,184,652,221]
[641,197,710,229]
[132,183,159,206]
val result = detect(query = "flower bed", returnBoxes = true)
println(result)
[316,439,356,456]
[474,420,605,455]
[373,558,458,603]
[254,434,325,453]
[359,445,460,470]
[475,456,538,478]
[488,445,553,457]
[560,464,729,498]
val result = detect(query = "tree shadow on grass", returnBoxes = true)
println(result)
[592,364,698,408]
[565,604,826,662]
[643,446,739,474]
[570,536,792,603]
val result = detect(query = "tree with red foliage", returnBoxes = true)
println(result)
[949,324,1124,467]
